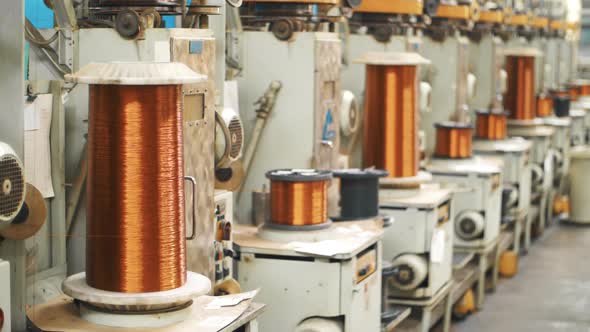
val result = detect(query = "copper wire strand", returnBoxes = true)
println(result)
[87,84,186,293]
[435,127,473,158]
[270,181,328,226]
[363,65,418,178]
[476,113,507,140]
[536,96,554,118]
[504,56,536,120]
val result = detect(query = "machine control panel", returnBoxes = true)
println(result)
[355,246,378,284]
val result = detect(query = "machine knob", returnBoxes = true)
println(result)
[389,254,428,291]
[455,210,485,240]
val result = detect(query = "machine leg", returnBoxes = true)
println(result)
[477,254,486,309]
[513,219,521,255]
[443,291,452,332]
[491,244,500,291]
[245,319,259,332]
[420,308,432,332]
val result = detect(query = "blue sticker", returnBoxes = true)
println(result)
[189,40,203,54]
[322,108,336,141]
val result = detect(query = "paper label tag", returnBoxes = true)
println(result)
[430,228,446,264]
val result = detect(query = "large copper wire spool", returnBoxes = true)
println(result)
[434,122,474,159]
[536,94,554,118]
[87,84,186,293]
[475,110,508,140]
[363,65,419,179]
[266,169,332,229]
[504,55,536,120]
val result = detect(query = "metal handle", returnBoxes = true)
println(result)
[184,176,197,240]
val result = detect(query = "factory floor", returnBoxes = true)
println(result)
[452,222,590,332]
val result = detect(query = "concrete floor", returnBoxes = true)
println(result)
[453,222,590,332]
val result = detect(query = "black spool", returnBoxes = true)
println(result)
[332,169,388,221]
[553,95,571,118]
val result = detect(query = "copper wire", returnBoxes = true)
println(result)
[87,84,186,293]
[579,84,590,96]
[476,112,507,140]
[536,95,554,118]
[270,180,328,226]
[435,125,473,159]
[363,65,418,178]
[504,55,536,120]
[568,86,580,101]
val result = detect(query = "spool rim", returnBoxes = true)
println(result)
[266,169,333,182]
[62,271,211,310]
[333,168,389,179]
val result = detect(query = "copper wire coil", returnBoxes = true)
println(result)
[536,95,554,117]
[434,123,473,159]
[269,180,328,227]
[569,86,580,101]
[579,84,590,96]
[475,111,507,140]
[363,65,418,179]
[87,84,186,293]
[266,169,331,227]
[504,55,536,120]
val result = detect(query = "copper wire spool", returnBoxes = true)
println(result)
[536,94,554,118]
[475,110,508,140]
[363,65,418,179]
[266,169,332,229]
[434,122,474,159]
[87,84,186,293]
[579,84,590,96]
[504,55,536,120]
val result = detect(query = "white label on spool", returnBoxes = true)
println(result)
[430,228,446,264]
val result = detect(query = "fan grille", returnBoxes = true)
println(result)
[0,155,25,222]
[228,117,243,159]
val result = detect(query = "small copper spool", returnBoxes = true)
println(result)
[475,110,508,140]
[536,93,554,118]
[504,55,536,120]
[362,64,419,179]
[434,122,474,159]
[579,84,590,96]
[266,169,332,230]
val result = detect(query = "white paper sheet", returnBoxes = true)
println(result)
[430,228,446,264]
[24,94,54,198]
[205,289,259,310]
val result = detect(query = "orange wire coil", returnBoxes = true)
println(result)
[267,169,331,228]
[87,84,187,293]
[363,64,419,179]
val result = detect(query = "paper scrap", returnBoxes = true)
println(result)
[24,94,54,198]
[430,228,446,264]
[205,289,259,310]
[24,98,40,131]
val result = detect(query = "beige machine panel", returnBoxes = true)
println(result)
[172,35,217,282]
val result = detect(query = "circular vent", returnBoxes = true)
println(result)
[0,155,25,223]
[228,117,243,160]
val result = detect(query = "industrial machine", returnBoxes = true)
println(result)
[472,112,533,244]
[425,124,503,249]
[236,0,360,223]
[505,48,557,234]
[234,169,383,332]
[468,12,533,248]
[353,51,454,306]
[0,1,253,331]
[417,5,503,251]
